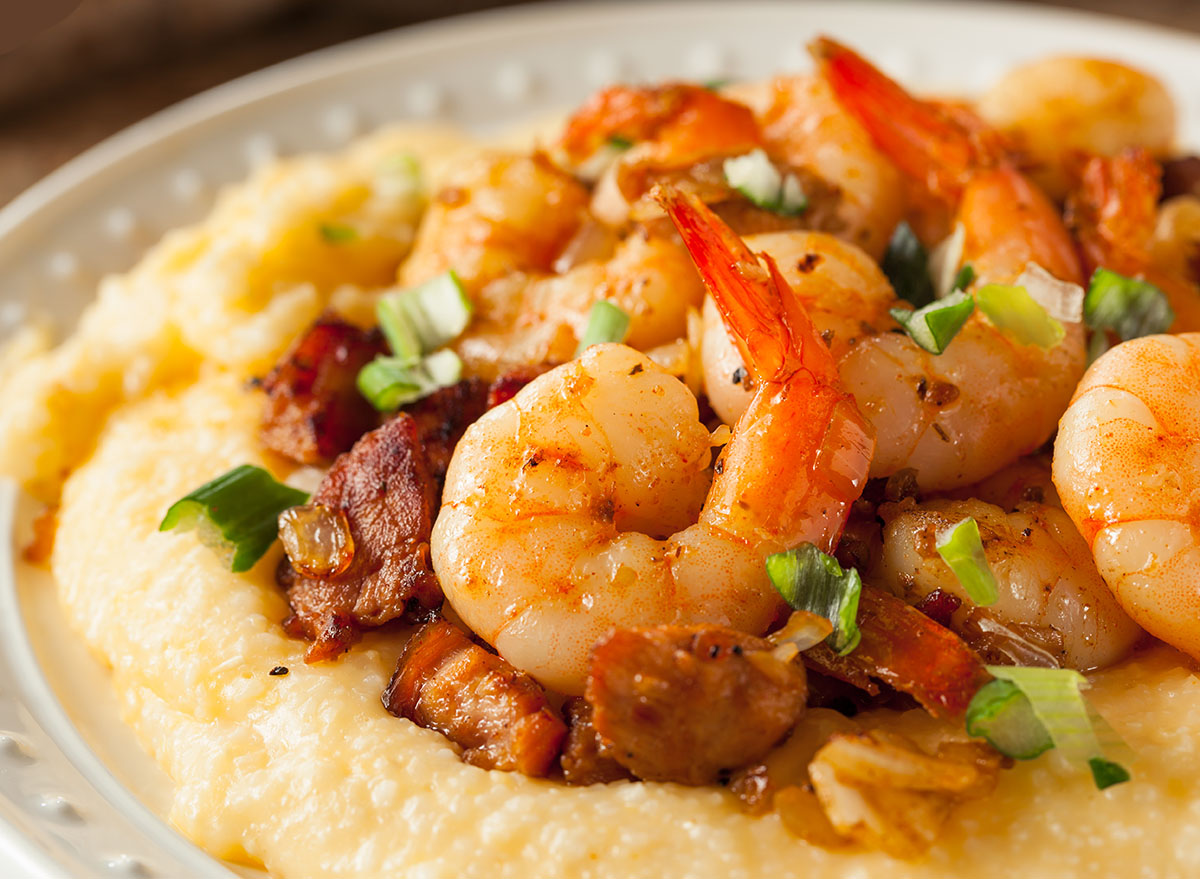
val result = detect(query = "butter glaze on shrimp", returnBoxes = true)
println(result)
[431,190,873,694]
[1053,333,1200,661]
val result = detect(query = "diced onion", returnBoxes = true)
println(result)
[723,149,808,216]
[1013,263,1085,323]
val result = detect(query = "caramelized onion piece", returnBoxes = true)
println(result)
[278,503,355,578]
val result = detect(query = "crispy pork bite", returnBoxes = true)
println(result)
[585,625,808,785]
[804,587,991,720]
[384,619,568,776]
[282,415,441,660]
[259,314,384,465]
[560,698,632,786]
[401,379,489,484]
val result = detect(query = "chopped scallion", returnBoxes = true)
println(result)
[722,149,808,216]
[576,301,631,355]
[357,349,463,412]
[376,271,473,360]
[766,544,862,655]
[606,135,634,150]
[889,290,974,354]
[935,517,999,606]
[952,263,976,292]
[983,665,1131,789]
[159,465,309,573]
[965,679,1054,760]
[975,283,1065,349]
[1084,267,1175,341]
[318,222,358,244]
[1088,756,1131,790]
[882,221,935,307]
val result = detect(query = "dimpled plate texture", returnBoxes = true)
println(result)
[1,2,1198,877]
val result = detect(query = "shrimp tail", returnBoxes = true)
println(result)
[1066,148,1161,276]
[655,185,835,387]
[810,36,988,203]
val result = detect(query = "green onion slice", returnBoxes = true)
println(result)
[975,283,1065,349]
[882,221,936,307]
[984,665,1131,789]
[965,679,1054,760]
[1084,267,1175,340]
[766,544,862,655]
[935,517,999,606]
[576,300,631,355]
[952,263,976,293]
[357,349,463,412]
[1088,757,1131,790]
[1086,330,1111,365]
[159,465,309,573]
[722,149,808,216]
[376,271,473,362]
[606,134,634,150]
[318,222,358,244]
[890,290,974,355]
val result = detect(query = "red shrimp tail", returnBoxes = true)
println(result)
[656,185,799,383]
[810,36,976,203]
[1066,148,1161,277]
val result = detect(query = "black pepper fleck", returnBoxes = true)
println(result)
[731,367,747,385]
[269,666,289,676]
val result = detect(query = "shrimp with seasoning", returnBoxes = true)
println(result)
[430,188,873,694]
[1067,148,1200,332]
[1053,333,1200,661]
[784,37,1087,490]
[401,152,706,379]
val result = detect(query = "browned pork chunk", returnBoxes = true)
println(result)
[259,315,384,465]
[282,415,441,660]
[401,379,489,484]
[560,698,631,786]
[586,625,808,785]
[384,619,567,776]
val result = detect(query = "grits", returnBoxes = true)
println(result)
[49,373,1200,878]
[3,117,1200,877]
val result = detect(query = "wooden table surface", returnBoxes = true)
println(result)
[1,0,1197,207]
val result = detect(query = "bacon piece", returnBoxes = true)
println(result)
[804,587,990,720]
[560,698,631,786]
[586,625,807,785]
[912,588,962,629]
[259,315,384,465]
[383,619,567,776]
[282,415,441,660]
[401,379,489,484]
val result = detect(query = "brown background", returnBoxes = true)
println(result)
[1,0,1197,206]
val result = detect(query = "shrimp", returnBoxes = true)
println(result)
[709,37,1087,491]
[1053,333,1200,662]
[558,80,904,259]
[874,495,1142,671]
[400,152,706,379]
[1066,149,1200,332]
[722,75,905,261]
[976,56,1176,201]
[430,189,873,694]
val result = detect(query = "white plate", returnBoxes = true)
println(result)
[2,2,1199,876]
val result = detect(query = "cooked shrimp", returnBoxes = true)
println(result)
[733,36,1086,490]
[1066,149,1200,332]
[722,75,906,261]
[1053,333,1200,661]
[875,496,1142,671]
[431,189,873,694]
[977,56,1176,200]
[401,152,705,379]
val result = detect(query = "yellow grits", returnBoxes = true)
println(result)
[2,125,1200,879]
